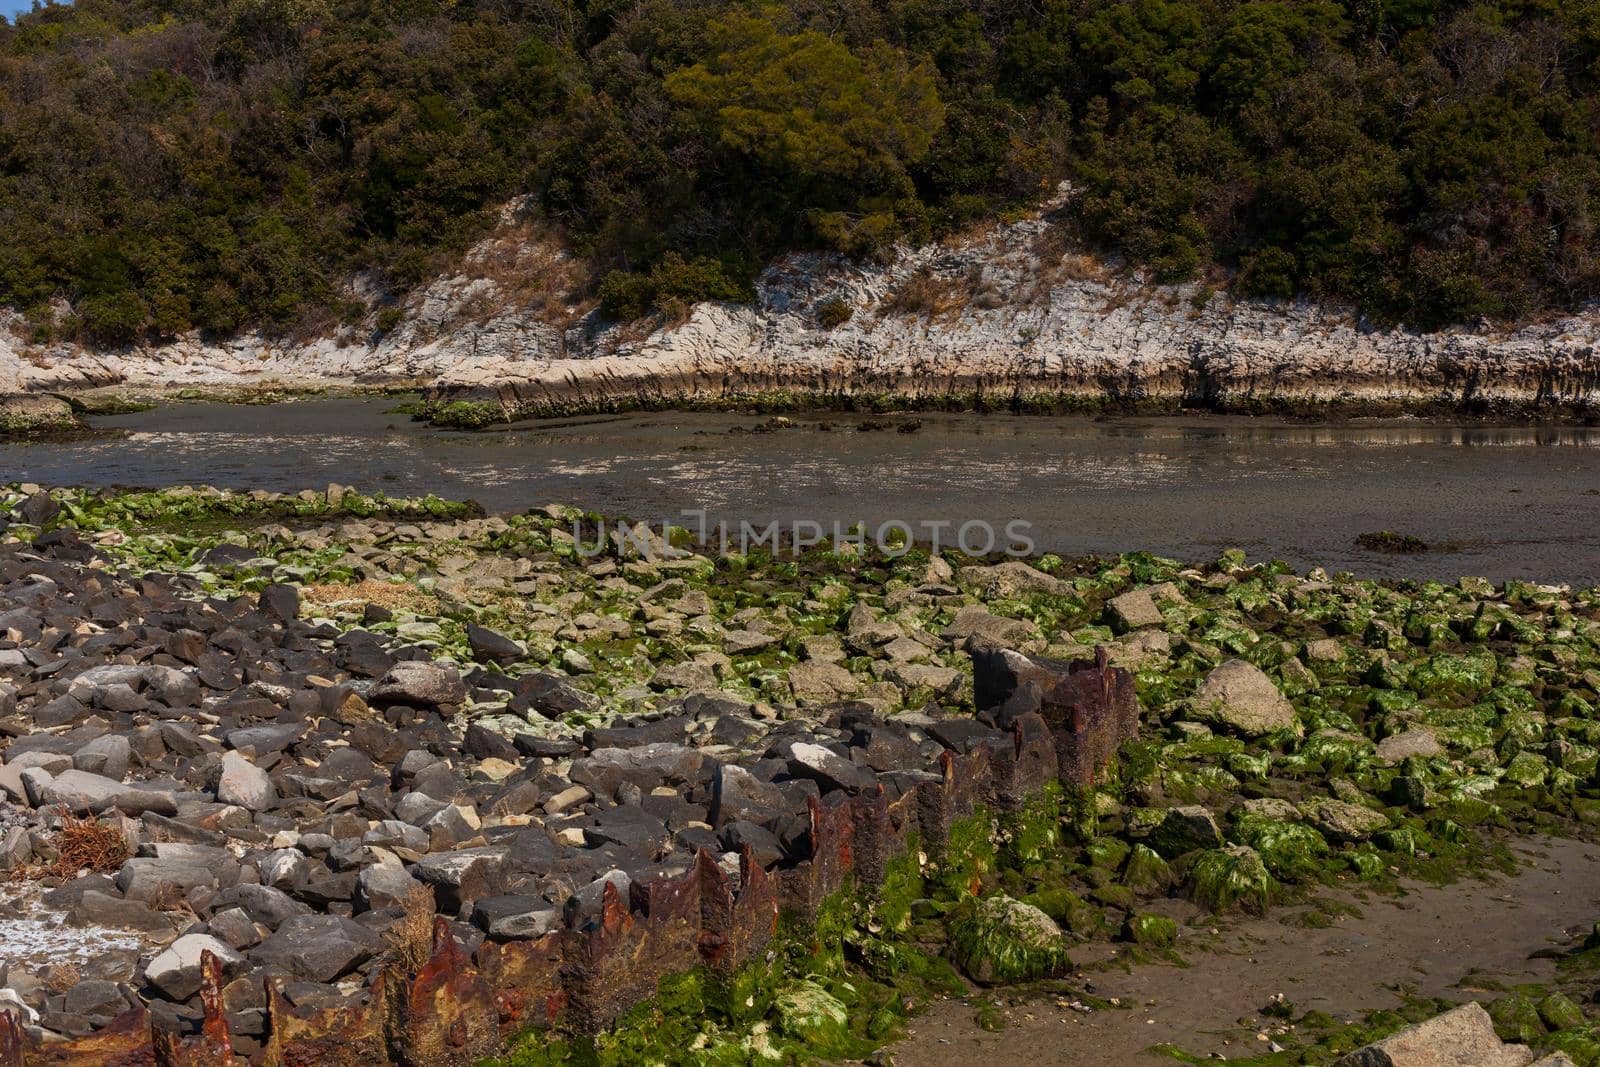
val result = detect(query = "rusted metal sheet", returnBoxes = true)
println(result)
[563,867,703,1032]
[915,747,992,862]
[263,972,388,1067]
[476,931,567,1036]
[392,918,501,1067]
[3,1007,154,1067]
[696,847,776,972]
[1040,648,1139,788]
[777,795,854,919]
[0,1011,19,1067]
[847,787,908,887]
[152,952,238,1067]
[988,712,1061,810]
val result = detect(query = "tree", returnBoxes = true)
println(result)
[664,12,944,190]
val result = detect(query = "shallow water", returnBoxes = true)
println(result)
[3,397,1599,584]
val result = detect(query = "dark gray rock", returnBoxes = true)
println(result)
[1149,805,1224,858]
[369,661,466,708]
[568,744,704,798]
[466,625,523,665]
[355,865,423,913]
[413,847,508,913]
[258,585,300,624]
[249,914,384,983]
[144,934,247,1001]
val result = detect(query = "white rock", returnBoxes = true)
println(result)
[217,751,275,812]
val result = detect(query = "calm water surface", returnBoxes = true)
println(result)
[2,397,1598,584]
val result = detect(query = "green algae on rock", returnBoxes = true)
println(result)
[3,483,1600,1063]
[947,894,1072,985]
[1188,845,1277,914]
[0,394,83,435]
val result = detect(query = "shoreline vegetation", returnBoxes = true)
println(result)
[1,0,1598,346]
[6,383,1600,440]
[0,484,1597,1062]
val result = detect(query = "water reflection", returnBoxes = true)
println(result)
[0,398,1596,584]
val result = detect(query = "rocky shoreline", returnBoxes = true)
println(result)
[3,201,1600,425]
[0,485,1595,1062]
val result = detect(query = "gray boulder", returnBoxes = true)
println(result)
[356,864,424,913]
[369,661,467,707]
[144,934,246,1001]
[217,751,275,812]
[1375,728,1444,763]
[1192,660,1300,737]
[1332,1002,1534,1066]
[38,770,177,816]
[569,744,704,797]
[413,847,507,913]
[72,735,131,781]
[250,914,384,982]
[1302,798,1390,843]
[1108,588,1164,629]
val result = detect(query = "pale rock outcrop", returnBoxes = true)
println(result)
[5,187,1598,413]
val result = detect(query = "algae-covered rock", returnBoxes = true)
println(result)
[1502,751,1550,788]
[1412,650,1498,698]
[1123,912,1178,948]
[1487,992,1548,1045]
[0,394,81,436]
[1302,798,1391,843]
[1022,888,1107,937]
[1193,660,1301,737]
[948,894,1071,984]
[1122,844,1175,892]
[1537,992,1585,1032]
[1231,813,1329,880]
[1188,845,1276,913]
[773,980,850,1045]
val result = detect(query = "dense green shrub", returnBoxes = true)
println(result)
[1,0,1598,338]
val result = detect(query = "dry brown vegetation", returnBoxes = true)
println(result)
[42,810,130,879]
[881,266,998,323]
[303,580,438,616]
[458,220,594,328]
[1018,227,1113,305]
[386,884,438,974]
[43,963,80,994]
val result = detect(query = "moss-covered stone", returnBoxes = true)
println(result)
[1188,845,1276,913]
[1487,992,1547,1044]
[1122,844,1175,893]
[947,894,1071,984]
[1123,912,1178,948]
[1230,814,1329,881]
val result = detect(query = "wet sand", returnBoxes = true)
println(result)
[892,836,1600,1065]
[2,399,1599,583]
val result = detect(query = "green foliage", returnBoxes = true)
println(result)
[597,253,753,321]
[665,13,943,186]
[1,0,1599,336]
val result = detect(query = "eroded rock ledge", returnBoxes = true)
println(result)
[4,206,1598,419]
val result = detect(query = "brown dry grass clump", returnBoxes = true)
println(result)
[462,220,593,326]
[43,963,80,994]
[45,810,130,878]
[303,579,437,616]
[882,267,980,323]
[386,884,438,974]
